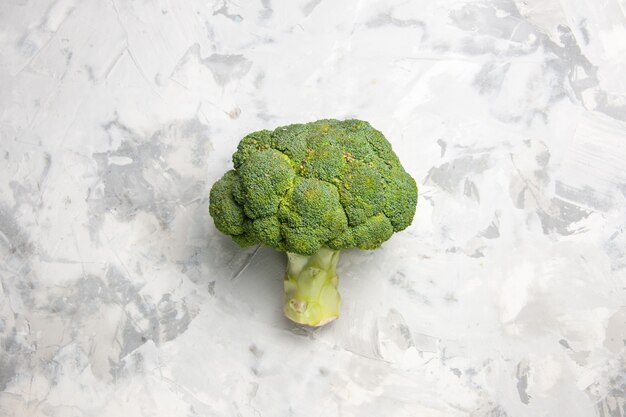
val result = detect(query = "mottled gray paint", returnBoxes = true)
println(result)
[1,0,624,415]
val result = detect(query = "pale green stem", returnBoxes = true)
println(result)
[283,247,341,327]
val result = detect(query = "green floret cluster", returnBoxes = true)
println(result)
[210,120,417,255]
[209,119,417,256]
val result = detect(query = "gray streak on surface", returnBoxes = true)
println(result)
[302,0,322,16]
[367,13,426,30]
[474,62,511,94]
[0,352,17,391]
[481,216,500,239]
[259,0,272,20]
[203,53,252,86]
[516,362,531,405]
[437,139,447,157]
[426,155,490,194]
[212,1,243,22]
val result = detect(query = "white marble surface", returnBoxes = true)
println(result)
[1,0,626,416]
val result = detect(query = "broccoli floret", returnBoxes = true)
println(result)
[209,119,417,326]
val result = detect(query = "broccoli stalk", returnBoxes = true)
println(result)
[283,247,341,326]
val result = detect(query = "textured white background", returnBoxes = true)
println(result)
[1,0,626,416]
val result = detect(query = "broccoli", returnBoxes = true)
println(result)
[209,119,417,326]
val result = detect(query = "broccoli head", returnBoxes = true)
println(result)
[209,119,417,326]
